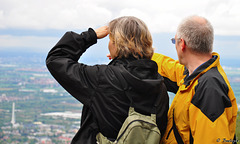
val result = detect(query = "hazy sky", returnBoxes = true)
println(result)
[0,0,240,60]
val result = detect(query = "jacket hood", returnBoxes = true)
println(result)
[109,58,164,114]
[125,59,163,94]
[110,57,163,93]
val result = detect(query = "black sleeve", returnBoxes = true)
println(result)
[163,77,179,94]
[46,28,99,106]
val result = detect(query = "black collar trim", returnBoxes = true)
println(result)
[183,55,218,86]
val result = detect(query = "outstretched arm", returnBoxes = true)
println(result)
[152,53,185,93]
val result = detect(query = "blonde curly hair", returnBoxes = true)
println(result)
[109,16,153,59]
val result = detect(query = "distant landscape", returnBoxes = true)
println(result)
[0,52,239,144]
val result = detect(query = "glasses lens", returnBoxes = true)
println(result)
[171,38,175,44]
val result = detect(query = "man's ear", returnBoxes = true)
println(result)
[180,38,186,51]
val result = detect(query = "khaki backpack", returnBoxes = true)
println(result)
[96,66,162,144]
[96,106,161,144]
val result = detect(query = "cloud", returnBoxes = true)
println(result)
[0,0,240,35]
[0,0,239,60]
[0,0,112,30]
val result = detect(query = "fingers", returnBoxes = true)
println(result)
[95,26,109,39]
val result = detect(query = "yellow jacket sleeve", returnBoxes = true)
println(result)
[152,53,185,86]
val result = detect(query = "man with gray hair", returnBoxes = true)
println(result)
[152,15,238,143]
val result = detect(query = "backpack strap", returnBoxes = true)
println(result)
[128,107,157,123]
[96,65,161,143]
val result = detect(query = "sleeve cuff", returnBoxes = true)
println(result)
[88,28,98,44]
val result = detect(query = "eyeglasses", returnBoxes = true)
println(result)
[171,38,176,44]
[171,38,184,44]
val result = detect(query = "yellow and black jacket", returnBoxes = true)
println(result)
[152,52,238,144]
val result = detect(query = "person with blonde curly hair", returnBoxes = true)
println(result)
[46,16,169,144]
[108,16,153,59]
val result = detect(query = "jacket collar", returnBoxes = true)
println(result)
[108,55,137,67]
[182,52,220,88]
[108,55,160,80]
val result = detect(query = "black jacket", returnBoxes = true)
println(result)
[46,28,169,144]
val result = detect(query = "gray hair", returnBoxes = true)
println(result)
[176,15,214,54]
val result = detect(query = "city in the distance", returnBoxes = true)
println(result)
[0,51,239,144]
